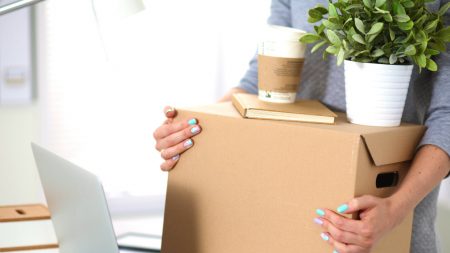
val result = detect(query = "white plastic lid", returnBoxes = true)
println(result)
[263,25,307,42]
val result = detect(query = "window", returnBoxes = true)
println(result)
[37,0,270,213]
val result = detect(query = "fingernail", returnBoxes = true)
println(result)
[337,204,349,214]
[165,107,174,115]
[191,126,200,134]
[172,154,180,161]
[188,118,197,125]
[313,218,323,225]
[316,209,325,217]
[184,139,193,147]
[320,233,329,241]
[333,250,339,253]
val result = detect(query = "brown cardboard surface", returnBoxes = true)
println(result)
[162,102,425,253]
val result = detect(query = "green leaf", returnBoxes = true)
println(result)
[417,54,427,68]
[429,40,447,52]
[329,4,338,17]
[426,58,438,71]
[363,0,373,9]
[366,34,379,43]
[374,7,389,14]
[337,47,345,65]
[398,20,414,30]
[424,20,438,33]
[352,34,366,44]
[436,27,450,42]
[354,50,370,57]
[355,18,365,34]
[342,40,350,51]
[425,49,440,56]
[308,16,322,23]
[389,27,395,40]
[356,57,373,63]
[394,14,410,22]
[323,20,342,30]
[344,18,354,27]
[401,31,414,43]
[415,15,428,28]
[371,48,385,57]
[345,4,364,11]
[404,45,417,55]
[416,30,427,42]
[311,40,327,53]
[315,5,329,14]
[326,45,340,54]
[389,54,398,64]
[314,25,321,34]
[403,1,415,8]
[384,13,393,22]
[323,50,329,60]
[367,22,384,35]
[419,41,428,54]
[378,57,389,64]
[308,9,323,19]
[438,2,450,16]
[300,34,322,44]
[393,0,406,15]
[326,30,342,46]
[329,17,340,24]
[413,7,424,19]
[375,0,386,7]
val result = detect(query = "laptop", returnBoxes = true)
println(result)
[31,143,161,253]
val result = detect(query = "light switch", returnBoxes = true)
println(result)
[0,7,33,105]
[4,66,27,86]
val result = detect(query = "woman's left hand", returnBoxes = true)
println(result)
[314,195,407,253]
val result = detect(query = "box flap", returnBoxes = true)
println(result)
[361,126,426,166]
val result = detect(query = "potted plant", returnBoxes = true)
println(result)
[300,0,450,127]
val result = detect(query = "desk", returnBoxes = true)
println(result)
[112,214,164,237]
[0,215,163,253]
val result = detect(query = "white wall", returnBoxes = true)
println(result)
[0,105,44,205]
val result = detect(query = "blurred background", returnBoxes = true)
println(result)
[0,0,448,251]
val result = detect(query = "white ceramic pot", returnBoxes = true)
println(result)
[344,60,413,127]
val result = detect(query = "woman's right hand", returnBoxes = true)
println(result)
[153,106,202,171]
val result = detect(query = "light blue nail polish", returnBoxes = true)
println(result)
[172,154,180,161]
[188,118,197,125]
[191,126,200,134]
[333,250,339,253]
[320,233,329,241]
[337,204,349,214]
[313,218,323,225]
[316,209,325,217]
[184,139,193,147]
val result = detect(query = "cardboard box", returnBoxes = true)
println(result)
[162,102,425,253]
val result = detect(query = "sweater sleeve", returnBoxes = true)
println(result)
[238,0,292,94]
[417,3,450,178]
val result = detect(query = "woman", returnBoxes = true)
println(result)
[153,1,450,252]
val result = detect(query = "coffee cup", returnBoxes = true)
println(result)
[258,25,307,103]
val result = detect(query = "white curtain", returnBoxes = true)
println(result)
[38,0,270,199]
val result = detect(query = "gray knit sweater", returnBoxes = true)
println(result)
[238,1,450,252]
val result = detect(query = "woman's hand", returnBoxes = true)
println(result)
[314,195,407,253]
[153,106,202,171]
